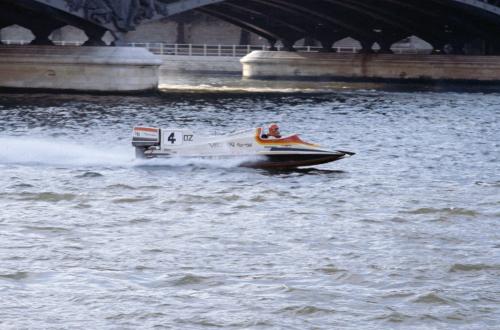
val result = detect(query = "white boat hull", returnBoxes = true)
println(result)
[132,127,354,169]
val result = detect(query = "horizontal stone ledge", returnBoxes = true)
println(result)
[241,51,500,82]
[0,45,162,66]
[241,51,500,65]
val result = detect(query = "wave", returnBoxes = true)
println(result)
[403,207,479,217]
[0,137,132,167]
[158,83,330,94]
[0,137,262,169]
[449,263,500,272]
[133,155,264,169]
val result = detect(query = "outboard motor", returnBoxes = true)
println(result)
[132,126,161,158]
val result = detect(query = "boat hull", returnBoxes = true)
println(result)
[137,150,353,169]
[241,153,351,169]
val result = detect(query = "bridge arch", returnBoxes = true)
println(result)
[2,0,500,53]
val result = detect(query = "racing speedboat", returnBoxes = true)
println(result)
[132,126,354,169]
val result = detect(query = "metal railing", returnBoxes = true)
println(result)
[126,43,430,56]
[1,40,83,46]
[127,43,269,56]
[1,40,431,55]
[127,43,357,56]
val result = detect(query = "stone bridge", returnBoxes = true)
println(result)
[2,0,500,54]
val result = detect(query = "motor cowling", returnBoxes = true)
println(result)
[132,126,160,147]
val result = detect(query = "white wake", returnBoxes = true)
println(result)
[0,137,260,169]
[0,137,132,166]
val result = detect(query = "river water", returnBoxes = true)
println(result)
[0,77,499,329]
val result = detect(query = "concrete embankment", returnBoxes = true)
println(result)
[3,46,499,93]
[0,45,162,92]
[241,51,500,82]
[159,55,242,74]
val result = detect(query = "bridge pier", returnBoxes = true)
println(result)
[485,40,500,55]
[319,37,341,53]
[267,38,277,51]
[281,39,297,52]
[377,40,394,54]
[83,29,107,46]
[0,45,162,92]
[30,25,59,45]
[359,40,375,54]
[241,50,500,83]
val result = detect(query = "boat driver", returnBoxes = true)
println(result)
[262,123,282,139]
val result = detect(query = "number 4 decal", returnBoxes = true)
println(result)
[164,131,182,145]
[167,132,176,144]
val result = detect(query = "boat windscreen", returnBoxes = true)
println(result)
[225,128,257,136]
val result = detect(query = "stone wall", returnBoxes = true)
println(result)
[159,55,241,74]
[122,19,178,44]
[188,17,244,45]
[241,51,500,82]
[122,13,266,46]
[0,46,161,92]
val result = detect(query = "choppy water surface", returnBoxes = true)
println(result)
[0,85,499,329]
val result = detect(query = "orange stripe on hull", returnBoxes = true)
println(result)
[254,128,318,147]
